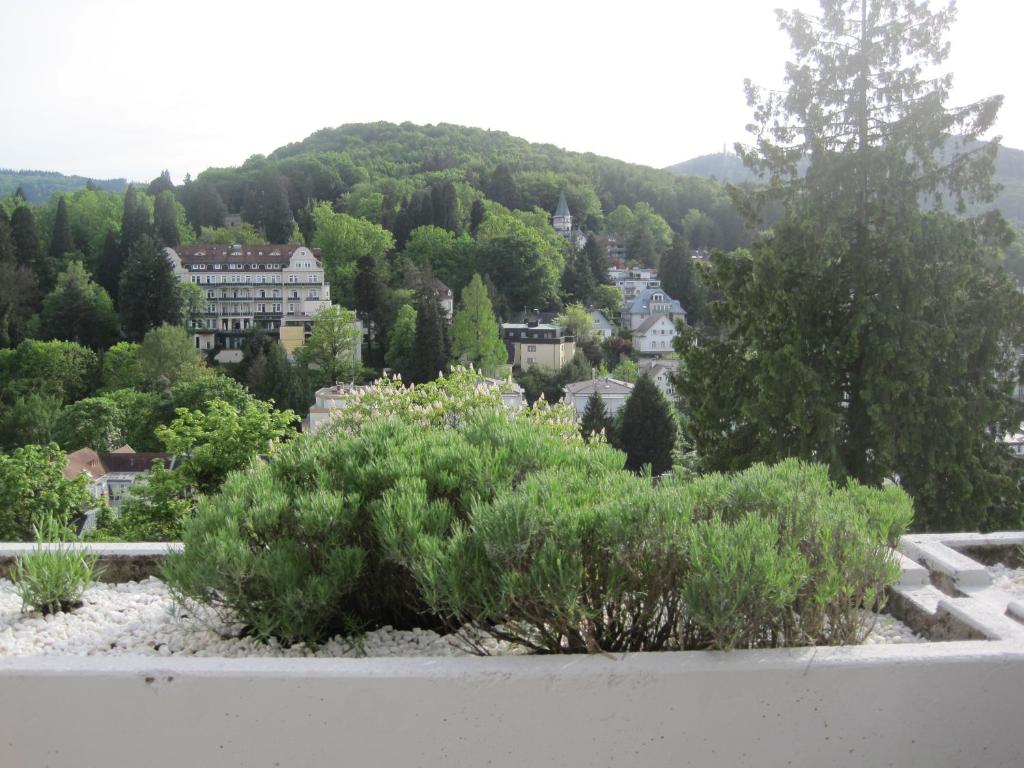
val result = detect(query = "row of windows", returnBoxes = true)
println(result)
[190,274,322,285]
[204,289,321,300]
[190,263,282,271]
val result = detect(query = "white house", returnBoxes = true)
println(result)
[562,377,635,418]
[589,309,615,340]
[631,315,678,355]
[638,358,679,399]
[621,287,686,331]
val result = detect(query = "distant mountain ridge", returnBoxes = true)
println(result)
[0,169,128,203]
[666,143,1024,228]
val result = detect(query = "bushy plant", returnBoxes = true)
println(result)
[404,459,911,653]
[11,516,98,615]
[0,444,92,540]
[164,411,622,646]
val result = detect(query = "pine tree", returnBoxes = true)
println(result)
[39,261,119,350]
[261,172,294,243]
[408,283,447,384]
[616,375,677,476]
[146,170,174,197]
[659,233,706,323]
[353,256,386,365]
[120,185,151,253]
[450,273,507,373]
[117,235,181,341]
[49,196,74,260]
[681,0,1023,530]
[10,205,53,295]
[385,303,417,378]
[486,164,519,210]
[580,390,612,442]
[154,191,180,247]
[562,248,597,305]
[96,229,123,304]
[0,209,14,265]
[584,235,609,285]
[469,199,485,236]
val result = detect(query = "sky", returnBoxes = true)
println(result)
[2,0,1021,183]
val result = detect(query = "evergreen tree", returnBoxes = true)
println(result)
[39,262,119,350]
[431,182,459,233]
[245,341,306,413]
[118,235,181,341]
[146,170,174,197]
[584,234,609,285]
[120,185,151,253]
[385,303,417,378]
[0,208,14,265]
[261,172,295,243]
[49,196,74,260]
[616,375,676,476]
[580,390,612,442]
[408,282,447,384]
[10,205,52,296]
[486,164,520,210]
[450,273,507,373]
[660,233,706,323]
[0,263,37,348]
[154,191,180,247]
[469,199,485,236]
[96,229,123,303]
[681,0,1023,531]
[353,255,387,365]
[561,248,597,305]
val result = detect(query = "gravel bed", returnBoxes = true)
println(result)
[989,563,1024,600]
[0,578,921,657]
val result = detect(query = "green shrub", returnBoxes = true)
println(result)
[0,444,93,540]
[405,459,911,653]
[164,412,625,646]
[11,516,98,615]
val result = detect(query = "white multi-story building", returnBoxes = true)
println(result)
[621,287,687,331]
[609,267,662,302]
[165,244,332,362]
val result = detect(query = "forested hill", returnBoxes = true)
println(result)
[0,169,128,203]
[193,122,751,252]
[667,143,1024,228]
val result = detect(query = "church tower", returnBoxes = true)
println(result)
[552,191,572,240]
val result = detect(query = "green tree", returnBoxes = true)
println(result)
[137,324,201,391]
[296,305,362,386]
[561,247,597,304]
[354,255,387,364]
[100,342,143,390]
[95,229,122,302]
[555,303,596,343]
[244,340,309,414]
[584,234,609,285]
[0,394,63,450]
[0,262,37,348]
[197,224,266,245]
[10,205,52,294]
[0,444,92,540]
[39,261,119,350]
[260,171,295,243]
[682,0,1023,531]
[154,190,181,247]
[310,203,394,305]
[659,234,706,324]
[54,396,126,452]
[611,358,639,383]
[0,339,98,404]
[450,274,507,374]
[118,235,181,340]
[0,208,14,264]
[402,225,477,296]
[580,390,612,442]
[476,213,565,313]
[616,375,676,476]
[385,303,417,376]
[408,283,447,384]
[157,398,297,493]
[49,196,74,261]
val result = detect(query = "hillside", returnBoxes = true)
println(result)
[192,122,752,252]
[666,143,1024,228]
[0,169,128,203]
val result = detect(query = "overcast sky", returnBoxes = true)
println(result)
[2,0,1020,183]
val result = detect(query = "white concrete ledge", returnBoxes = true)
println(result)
[1,642,1022,768]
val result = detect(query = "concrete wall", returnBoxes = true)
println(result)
[1,641,1022,767]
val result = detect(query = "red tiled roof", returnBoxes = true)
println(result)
[63,447,172,479]
[171,244,321,265]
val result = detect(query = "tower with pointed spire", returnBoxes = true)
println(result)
[552,191,572,240]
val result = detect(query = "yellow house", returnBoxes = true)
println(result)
[501,322,576,371]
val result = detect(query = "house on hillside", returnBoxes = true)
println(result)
[501,321,576,371]
[631,315,678,355]
[638,358,679,398]
[552,192,587,249]
[63,446,174,533]
[562,377,635,418]
[432,278,454,322]
[589,309,615,340]
[621,287,686,331]
[165,243,333,363]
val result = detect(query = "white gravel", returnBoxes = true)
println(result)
[0,578,922,657]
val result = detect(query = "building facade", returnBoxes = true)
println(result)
[165,244,332,362]
[562,377,635,418]
[631,314,678,355]
[501,322,576,371]
[621,287,686,331]
[552,192,587,249]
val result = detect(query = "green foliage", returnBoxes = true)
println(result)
[476,212,566,313]
[450,274,506,374]
[117,235,181,340]
[100,342,143,390]
[198,224,266,245]
[137,324,202,391]
[554,303,595,342]
[157,398,297,493]
[54,396,126,452]
[611,358,638,383]
[407,283,447,384]
[384,303,417,376]
[310,203,394,305]
[11,515,98,615]
[296,305,362,387]
[94,461,192,542]
[515,351,591,405]
[0,339,98,404]
[616,374,676,476]
[402,226,477,296]
[0,444,92,540]
[579,391,612,442]
[0,394,63,450]
[659,234,706,324]
[39,261,119,350]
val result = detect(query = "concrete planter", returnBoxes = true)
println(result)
[1,534,1022,768]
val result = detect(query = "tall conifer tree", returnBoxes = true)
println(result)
[617,375,677,476]
[49,196,74,260]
